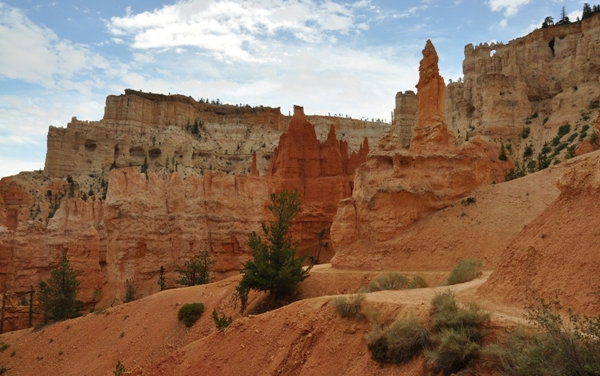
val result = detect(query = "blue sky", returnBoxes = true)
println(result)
[0,0,587,178]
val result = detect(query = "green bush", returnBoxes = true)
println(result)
[123,279,136,303]
[446,258,482,285]
[366,317,430,365]
[425,327,481,375]
[431,291,489,333]
[486,293,600,375]
[368,272,409,292]
[558,123,571,138]
[427,291,489,375]
[334,294,364,318]
[212,309,233,331]
[521,127,530,139]
[113,360,126,376]
[408,275,428,289]
[178,303,205,327]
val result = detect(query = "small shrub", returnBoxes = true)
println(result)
[0,344,8,352]
[461,197,476,206]
[521,127,530,139]
[568,132,578,143]
[523,145,533,158]
[408,275,428,289]
[113,360,126,376]
[486,292,600,375]
[425,327,481,375]
[178,303,205,327]
[427,292,489,375]
[431,291,489,331]
[124,279,136,303]
[212,309,233,331]
[498,143,507,161]
[368,272,409,292]
[366,317,430,365]
[334,294,364,318]
[558,123,571,138]
[446,258,482,285]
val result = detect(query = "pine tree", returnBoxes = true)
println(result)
[158,265,166,291]
[38,252,81,323]
[236,190,311,312]
[176,251,215,286]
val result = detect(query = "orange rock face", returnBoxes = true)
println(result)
[268,106,368,262]
[410,40,457,154]
[330,41,511,270]
[0,105,365,331]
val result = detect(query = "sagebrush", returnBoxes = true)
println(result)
[334,294,364,318]
[178,303,205,327]
[446,258,482,285]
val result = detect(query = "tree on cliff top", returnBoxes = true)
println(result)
[38,252,82,323]
[236,190,311,312]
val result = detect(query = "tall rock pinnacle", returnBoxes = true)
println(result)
[409,40,457,153]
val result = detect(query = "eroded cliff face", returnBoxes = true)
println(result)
[330,40,511,270]
[0,104,367,331]
[44,90,387,179]
[392,15,600,168]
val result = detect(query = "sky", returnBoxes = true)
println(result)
[0,0,588,178]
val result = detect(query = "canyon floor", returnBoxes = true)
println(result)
[1,151,596,376]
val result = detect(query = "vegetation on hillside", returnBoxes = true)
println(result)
[38,252,82,324]
[236,190,311,312]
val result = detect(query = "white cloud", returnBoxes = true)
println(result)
[0,158,44,178]
[567,9,582,22]
[107,0,369,62]
[0,3,108,89]
[487,0,530,17]
[499,18,508,27]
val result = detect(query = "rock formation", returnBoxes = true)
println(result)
[393,14,600,167]
[268,106,368,263]
[0,103,367,331]
[409,40,457,154]
[44,90,387,179]
[330,40,511,270]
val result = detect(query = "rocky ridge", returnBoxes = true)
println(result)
[331,40,512,270]
[393,14,600,171]
[45,90,387,178]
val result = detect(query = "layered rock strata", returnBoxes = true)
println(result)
[0,105,367,331]
[44,90,387,179]
[330,41,511,270]
[392,14,600,165]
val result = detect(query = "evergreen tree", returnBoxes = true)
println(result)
[124,279,136,302]
[38,252,82,323]
[176,250,215,286]
[583,3,593,19]
[158,265,166,291]
[236,190,311,312]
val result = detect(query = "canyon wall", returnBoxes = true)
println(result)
[392,15,600,168]
[45,90,387,179]
[0,105,367,331]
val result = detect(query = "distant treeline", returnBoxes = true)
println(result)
[542,3,600,28]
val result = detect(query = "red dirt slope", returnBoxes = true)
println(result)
[479,150,600,315]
